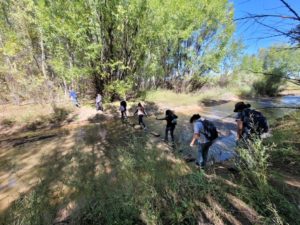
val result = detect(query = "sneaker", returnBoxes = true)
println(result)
[195,162,204,169]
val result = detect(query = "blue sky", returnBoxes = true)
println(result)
[232,0,300,54]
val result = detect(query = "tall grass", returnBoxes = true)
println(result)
[235,138,300,224]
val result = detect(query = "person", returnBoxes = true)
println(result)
[96,94,103,111]
[69,89,80,107]
[234,102,269,141]
[189,114,213,168]
[120,100,127,119]
[156,110,177,142]
[134,102,147,129]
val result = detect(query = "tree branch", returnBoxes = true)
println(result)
[280,0,300,20]
[235,14,299,21]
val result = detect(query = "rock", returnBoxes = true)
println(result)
[207,133,237,163]
[134,125,142,129]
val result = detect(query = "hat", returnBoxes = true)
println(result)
[234,102,251,112]
[190,114,201,123]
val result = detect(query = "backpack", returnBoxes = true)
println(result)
[171,114,177,125]
[200,119,219,142]
[121,101,127,109]
[242,109,269,134]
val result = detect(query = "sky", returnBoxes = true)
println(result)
[232,0,300,55]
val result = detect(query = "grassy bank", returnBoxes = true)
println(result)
[267,110,300,175]
[2,119,300,224]
[143,88,239,107]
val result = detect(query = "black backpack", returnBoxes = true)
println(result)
[200,120,219,142]
[121,100,127,109]
[242,109,269,134]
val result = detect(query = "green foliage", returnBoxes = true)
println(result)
[104,79,133,100]
[0,0,235,101]
[236,139,300,224]
[237,45,300,96]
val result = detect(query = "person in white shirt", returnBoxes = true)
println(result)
[189,114,212,168]
[96,94,103,111]
[119,100,127,119]
[134,102,147,129]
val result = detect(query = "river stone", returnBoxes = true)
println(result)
[134,125,142,129]
[207,133,237,163]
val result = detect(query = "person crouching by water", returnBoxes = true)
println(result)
[156,110,177,143]
[96,94,103,111]
[134,102,147,130]
[119,100,127,119]
[189,114,212,168]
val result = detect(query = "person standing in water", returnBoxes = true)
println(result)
[134,102,147,129]
[120,100,127,119]
[156,110,177,142]
[96,93,103,111]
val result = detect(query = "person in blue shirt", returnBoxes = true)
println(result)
[69,89,80,107]
[189,114,212,168]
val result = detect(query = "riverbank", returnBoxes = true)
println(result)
[1,90,300,224]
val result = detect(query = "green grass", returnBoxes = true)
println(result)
[266,110,300,175]
[143,88,233,107]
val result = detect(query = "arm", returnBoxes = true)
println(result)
[236,120,243,140]
[190,133,200,147]
[190,121,201,147]
[134,109,138,115]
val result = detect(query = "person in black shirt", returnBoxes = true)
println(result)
[156,110,177,142]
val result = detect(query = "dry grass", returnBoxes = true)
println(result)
[0,102,73,125]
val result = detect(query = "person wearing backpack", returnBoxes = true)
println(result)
[156,110,178,142]
[234,102,269,140]
[120,100,127,119]
[189,114,218,168]
[134,102,147,130]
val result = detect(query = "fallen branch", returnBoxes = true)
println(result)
[12,134,57,147]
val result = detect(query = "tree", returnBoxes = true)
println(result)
[0,0,236,102]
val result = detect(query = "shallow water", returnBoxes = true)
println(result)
[147,95,300,162]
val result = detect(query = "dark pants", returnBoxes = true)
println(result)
[165,125,175,142]
[121,110,127,119]
[96,102,103,111]
[138,115,146,128]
